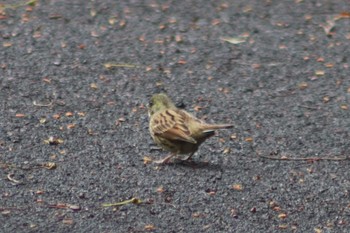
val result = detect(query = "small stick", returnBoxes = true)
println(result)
[259,155,349,161]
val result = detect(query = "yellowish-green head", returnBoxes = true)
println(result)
[148,93,175,116]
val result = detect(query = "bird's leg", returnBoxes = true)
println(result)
[182,151,195,161]
[154,153,176,164]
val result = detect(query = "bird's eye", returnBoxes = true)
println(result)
[149,100,153,107]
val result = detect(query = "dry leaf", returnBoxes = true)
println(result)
[298,82,308,90]
[194,105,203,112]
[90,83,98,89]
[143,156,153,164]
[62,218,74,225]
[175,35,183,43]
[323,96,330,103]
[65,112,73,117]
[315,70,325,76]
[324,63,334,68]
[245,137,253,142]
[44,137,63,145]
[15,113,26,118]
[278,213,287,219]
[223,147,231,154]
[41,162,57,170]
[3,42,13,47]
[231,184,243,191]
[278,225,288,229]
[67,124,75,129]
[144,224,156,231]
[340,105,348,110]
[156,186,164,193]
[192,212,202,218]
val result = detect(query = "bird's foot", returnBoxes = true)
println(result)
[153,154,175,164]
[182,152,195,161]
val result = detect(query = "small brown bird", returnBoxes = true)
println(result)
[148,93,233,164]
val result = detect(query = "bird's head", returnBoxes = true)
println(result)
[148,93,175,116]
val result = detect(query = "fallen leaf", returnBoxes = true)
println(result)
[90,83,98,89]
[315,70,325,76]
[223,148,231,154]
[144,224,156,231]
[298,82,308,90]
[278,213,287,219]
[220,36,246,44]
[278,225,288,229]
[156,186,164,193]
[245,137,253,142]
[44,137,63,145]
[62,218,74,225]
[41,162,57,170]
[65,112,73,117]
[340,105,348,110]
[143,156,153,164]
[231,184,243,191]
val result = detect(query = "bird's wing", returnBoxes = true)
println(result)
[151,109,197,144]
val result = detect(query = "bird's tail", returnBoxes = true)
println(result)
[203,123,233,131]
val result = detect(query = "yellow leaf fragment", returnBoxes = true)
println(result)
[315,70,325,76]
[220,36,246,44]
[90,83,98,90]
[41,162,57,170]
[44,136,63,145]
[223,147,231,154]
[39,118,47,124]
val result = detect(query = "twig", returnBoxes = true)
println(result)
[298,105,320,110]
[259,155,349,161]
[7,173,21,184]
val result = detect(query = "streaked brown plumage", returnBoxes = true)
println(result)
[148,93,233,164]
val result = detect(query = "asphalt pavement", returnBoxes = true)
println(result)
[1,0,350,232]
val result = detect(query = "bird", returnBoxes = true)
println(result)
[148,93,233,164]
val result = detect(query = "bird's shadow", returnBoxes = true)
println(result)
[171,159,222,171]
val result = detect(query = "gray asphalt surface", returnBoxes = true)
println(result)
[1,0,350,232]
